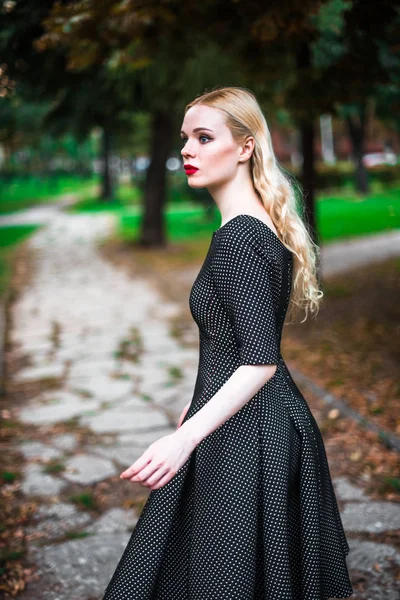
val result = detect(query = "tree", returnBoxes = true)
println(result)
[0,0,140,200]
[36,0,326,245]
[41,65,143,200]
[312,0,400,194]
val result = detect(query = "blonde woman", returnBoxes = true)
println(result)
[102,86,353,599]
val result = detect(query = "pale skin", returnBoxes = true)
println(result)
[120,104,279,490]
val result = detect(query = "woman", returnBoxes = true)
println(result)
[102,86,353,599]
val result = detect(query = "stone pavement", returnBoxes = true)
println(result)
[320,228,400,277]
[0,191,93,226]
[4,212,400,599]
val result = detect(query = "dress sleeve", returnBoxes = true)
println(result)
[212,230,280,366]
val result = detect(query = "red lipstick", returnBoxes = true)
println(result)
[184,164,199,175]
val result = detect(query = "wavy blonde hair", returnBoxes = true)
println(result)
[184,85,323,323]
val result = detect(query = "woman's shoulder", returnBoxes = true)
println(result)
[213,214,288,259]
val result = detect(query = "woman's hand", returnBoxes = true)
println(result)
[119,427,196,491]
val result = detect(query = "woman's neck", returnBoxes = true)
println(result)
[208,173,264,226]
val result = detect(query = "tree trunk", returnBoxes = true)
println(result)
[300,121,323,285]
[101,125,114,201]
[346,106,369,195]
[139,109,175,247]
[299,122,318,243]
[296,40,322,284]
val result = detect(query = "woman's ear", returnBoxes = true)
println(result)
[239,136,255,163]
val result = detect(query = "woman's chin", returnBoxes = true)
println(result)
[187,180,206,189]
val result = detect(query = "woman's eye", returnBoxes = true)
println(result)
[180,135,211,146]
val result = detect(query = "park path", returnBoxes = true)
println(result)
[0,191,91,226]
[6,211,198,599]
[2,210,400,599]
[320,228,400,277]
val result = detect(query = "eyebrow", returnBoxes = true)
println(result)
[180,127,214,135]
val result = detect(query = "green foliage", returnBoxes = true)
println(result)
[0,90,51,147]
[0,175,97,214]
[0,225,39,298]
[116,112,151,155]
[1,471,20,483]
[42,461,66,474]
[167,365,183,384]
[315,163,400,191]
[312,0,351,69]
[64,531,93,540]
[0,549,25,563]
[2,0,399,220]
[69,492,97,510]
[381,476,400,492]
[114,327,144,364]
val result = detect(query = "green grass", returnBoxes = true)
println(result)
[0,224,39,249]
[69,175,400,243]
[1,471,20,483]
[119,207,219,242]
[0,175,99,214]
[119,188,400,242]
[318,186,400,241]
[117,186,400,243]
[42,461,66,474]
[0,225,40,298]
[68,182,142,213]
[64,531,93,540]
[67,174,202,214]
[69,492,97,510]
[3,174,398,245]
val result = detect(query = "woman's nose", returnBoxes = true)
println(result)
[181,142,195,158]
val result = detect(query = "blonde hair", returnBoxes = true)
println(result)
[184,85,323,323]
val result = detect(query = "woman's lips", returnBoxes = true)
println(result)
[184,166,199,175]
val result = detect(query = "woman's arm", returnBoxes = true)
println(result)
[177,363,277,448]
[121,230,281,489]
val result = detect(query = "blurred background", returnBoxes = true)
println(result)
[0,1,399,599]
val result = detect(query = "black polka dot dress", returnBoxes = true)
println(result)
[102,214,354,599]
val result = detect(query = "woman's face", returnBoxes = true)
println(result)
[180,104,242,190]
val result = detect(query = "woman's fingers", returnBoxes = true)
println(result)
[130,460,165,483]
[128,461,177,489]
[120,455,151,479]
[151,470,175,490]
[144,464,170,487]
[128,459,160,482]
[119,431,185,489]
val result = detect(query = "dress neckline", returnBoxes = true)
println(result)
[212,214,289,252]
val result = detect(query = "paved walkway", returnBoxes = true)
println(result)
[320,228,400,277]
[3,211,400,599]
[0,192,88,226]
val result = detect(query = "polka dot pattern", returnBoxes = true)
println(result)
[102,214,353,599]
